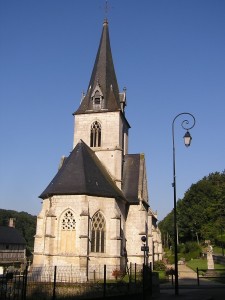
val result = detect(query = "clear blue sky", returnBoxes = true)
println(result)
[0,0,225,221]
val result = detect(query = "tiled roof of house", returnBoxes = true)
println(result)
[0,226,26,245]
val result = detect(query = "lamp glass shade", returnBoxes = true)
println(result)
[183,131,192,147]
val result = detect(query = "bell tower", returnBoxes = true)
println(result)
[73,20,130,189]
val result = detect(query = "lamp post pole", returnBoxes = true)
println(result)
[172,112,196,296]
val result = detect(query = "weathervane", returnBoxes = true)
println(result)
[101,0,112,20]
[105,0,109,18]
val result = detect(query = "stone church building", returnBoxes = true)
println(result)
[33,20,162,276]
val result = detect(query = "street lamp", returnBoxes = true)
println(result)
[141,235,148,265]
[172,112,196,295]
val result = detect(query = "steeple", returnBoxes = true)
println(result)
[75,20,122,114]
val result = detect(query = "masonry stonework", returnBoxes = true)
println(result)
[33,20,162,276]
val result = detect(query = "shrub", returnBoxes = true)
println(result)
[112,269,123,280]
[153,260,167,271]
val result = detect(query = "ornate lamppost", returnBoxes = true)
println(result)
[172,112,196,295]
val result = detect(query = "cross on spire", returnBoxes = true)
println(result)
[104,0,113,20]
[105,0,109,18]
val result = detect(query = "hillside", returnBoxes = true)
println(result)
[0,209,36,251]
[159,171,225,246]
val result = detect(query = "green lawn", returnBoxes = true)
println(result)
[213,246,225,255]
[155,270,168,283]
[187,258,225,272]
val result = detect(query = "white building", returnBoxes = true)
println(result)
[33,20,162,277]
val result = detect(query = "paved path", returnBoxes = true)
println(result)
[162,263,225,286]
[154,264,225,299]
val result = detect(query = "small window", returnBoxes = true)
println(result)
[93,90,102,109]
[95,97,100,105]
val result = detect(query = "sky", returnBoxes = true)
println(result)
[0,0,225,221]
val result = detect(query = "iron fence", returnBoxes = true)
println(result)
[0,263,152,300]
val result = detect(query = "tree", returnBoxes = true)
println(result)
[159,171,225,245]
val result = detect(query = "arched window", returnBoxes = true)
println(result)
[94,90,101,105]
[91,85,104,110]
[91,212,106,253]
[61,210,76,230]
[90,121,101,147]
[59,210,76,253]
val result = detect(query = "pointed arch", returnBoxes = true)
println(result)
[91,211,106,253]
[91,83,104,110]
[59,209,76,254]
[90,121,101,147]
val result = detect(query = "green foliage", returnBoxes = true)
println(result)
[153,260,167,271]
[186,258,207,271]
[180,242,202,261]
[183,241,201,254]
[163,249,175,264]
[0,209,36,251]
[159,171,225,245]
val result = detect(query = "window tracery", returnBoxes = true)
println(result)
[59,210,76,253]
[61,210,76,230]
[91,212,106,253]
[90,121,101,147]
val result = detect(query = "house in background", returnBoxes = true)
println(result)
[0,218,26,267]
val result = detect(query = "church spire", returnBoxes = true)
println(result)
[75,20,121,114]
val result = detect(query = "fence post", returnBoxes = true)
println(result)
[52,266,57,300]
[103,265,106,298]
[134,263,137,284]
[22,265,28,300]
[197,267,199,286]
[129,262,132,283]
[142,263,145,300]
[128,262,131,291]
[149,262,152,296]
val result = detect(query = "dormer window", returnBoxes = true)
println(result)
[94,90,101,105]
[91,83,104,110]
[90,121,101,147]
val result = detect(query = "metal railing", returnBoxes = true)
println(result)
[0,263,153,300]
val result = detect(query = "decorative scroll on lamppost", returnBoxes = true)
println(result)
[172,112,196,295]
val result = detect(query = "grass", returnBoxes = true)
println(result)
[187,258,225,272]
[213,246,225,255]
[156,270,168,283]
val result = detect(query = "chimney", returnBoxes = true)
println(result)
[8,218,15,228]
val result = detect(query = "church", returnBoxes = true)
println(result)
[33,19,162,278]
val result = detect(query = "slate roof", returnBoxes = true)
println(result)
[122,154,140,203]
[0,226,26,245]
[39,140,126,201]
[122,154,149,205]
[75,19,121,114]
